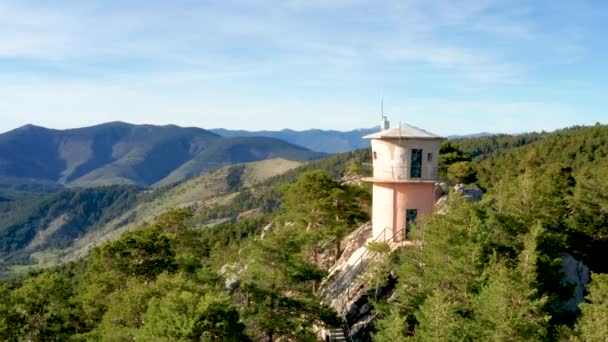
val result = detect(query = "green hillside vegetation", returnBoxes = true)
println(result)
[372,124,608,341]
[0,159,305,276]
[454,131,546,159]
[61,158,305,263]
[1,125,606,341]
[0,122,323,190]
[0,186,142,267]
[0,165,370,340]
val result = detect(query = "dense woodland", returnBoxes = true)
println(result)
[1,125,607,341]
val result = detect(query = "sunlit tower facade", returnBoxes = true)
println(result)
[363,118,443,242]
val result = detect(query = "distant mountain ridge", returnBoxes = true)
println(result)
[0,122,323,189]
[211,127,379,153]
[211,128,497,153]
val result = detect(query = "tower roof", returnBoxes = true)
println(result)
[363,124,443,140]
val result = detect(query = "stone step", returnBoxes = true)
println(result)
[328,328,347,341]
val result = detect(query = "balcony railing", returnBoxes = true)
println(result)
[372,165,447,181]
[374,165,433,180]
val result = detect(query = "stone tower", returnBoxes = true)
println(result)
[363,123,443,242]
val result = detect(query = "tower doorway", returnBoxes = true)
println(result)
[404,209,418,239]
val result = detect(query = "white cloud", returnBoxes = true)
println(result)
[0,0,602,133]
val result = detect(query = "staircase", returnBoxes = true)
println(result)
[328,328,347,341]
[324,227,404,309]
[322,226,411,341]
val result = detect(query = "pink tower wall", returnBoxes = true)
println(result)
[372,182,435,241]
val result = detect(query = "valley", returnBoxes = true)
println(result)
[0,123,606,341]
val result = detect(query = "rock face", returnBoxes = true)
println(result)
[340,173,364,186]
[454,184,483,202]
[220,263,241,291]
[320,222,403,341]
[560,253,590,312]
[260,223,274,240]
[435,182,450,199]
[435,184,483,213]
[321,223,373,312]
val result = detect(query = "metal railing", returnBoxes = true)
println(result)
[342,316,355,342]
[326,226,391,302]
[325,226,394,342]
[373,166,438,181]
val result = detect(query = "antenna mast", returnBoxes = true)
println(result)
[380,97,390,131]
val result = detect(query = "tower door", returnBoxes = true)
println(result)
[410,149,422,178]
[404,209,418,239]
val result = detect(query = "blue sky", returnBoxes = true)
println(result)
[0,0,606,135]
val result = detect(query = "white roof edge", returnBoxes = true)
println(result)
[362,124,444,139]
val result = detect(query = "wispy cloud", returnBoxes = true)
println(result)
[0,0,604,133]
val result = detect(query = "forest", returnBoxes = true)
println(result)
[0,124,607,341]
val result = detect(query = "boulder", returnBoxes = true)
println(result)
[220,263,241,291]
[224,274,240,291]
[260,223,274,240]
[435,182,450,199]
[454,184,483,202]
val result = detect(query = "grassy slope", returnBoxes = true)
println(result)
[61,158,303,262]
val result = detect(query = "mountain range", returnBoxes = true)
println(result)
[0,122,323,190]
[210,127,379,153]
[0,122,497,192]
[211,128,497,153]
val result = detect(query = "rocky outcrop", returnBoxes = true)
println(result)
[435,182,450,199]
[321,223,373,313]
[319,222,404,341]
[454,184,483,202]
[260,223,274,240]
[560,253,590,312]
[340,173,364,186]
[436,184,483,210]
[220,263,242,291]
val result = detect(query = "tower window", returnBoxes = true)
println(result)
[428,152,433,161]
[373,151,377,160]
[410,149,422,178]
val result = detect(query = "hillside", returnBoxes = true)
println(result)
[210,127,378,153]
[1,125,607,341]
[470,124,608,272]
[61,158,306,263]
[0,186,142,266]
[0,158,305,276]
[0,122,323,190]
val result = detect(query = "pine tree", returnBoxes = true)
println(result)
[278,170,369,261]
[373,308,408,342]
[413,289,465,341]
[237,224,327,341]
[10,273,83,340]
[472,225,550,341]
[572,273,608,342]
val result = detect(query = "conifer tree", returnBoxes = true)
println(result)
[413,289,465,341]
[238,224,327,341]
[279,170,369,261]
[10,273,82,340]
[572,273,608,342]
[373,308,408,342]
[472,225,550,341]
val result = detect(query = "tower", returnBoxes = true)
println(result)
[363,121,443,242]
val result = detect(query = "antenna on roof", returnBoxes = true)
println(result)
[380,97,390,131]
